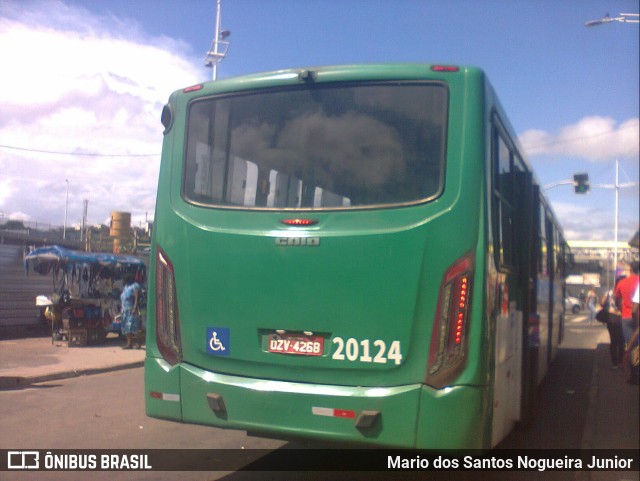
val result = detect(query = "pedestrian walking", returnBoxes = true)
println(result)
[579,290,586,309]
[615,262,640,345]
[586,286,598,325]
[120,273,142,349]
[601,281,624,368]
[615,262,639,385]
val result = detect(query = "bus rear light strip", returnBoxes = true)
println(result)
[426,253,474,388]
[312,407,381,430]
[155,246,182,365]
[312,407,356,419]
[149,391,180,402]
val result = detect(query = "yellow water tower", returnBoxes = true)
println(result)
[110,211,132,253]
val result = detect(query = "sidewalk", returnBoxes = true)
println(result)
[583,343,639,450]
[581,341,639,481]
[0,333,145,389]
[563,316,639,456]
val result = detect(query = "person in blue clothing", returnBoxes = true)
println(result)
[120,273,141,349]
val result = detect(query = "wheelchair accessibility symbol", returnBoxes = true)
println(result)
[206,327,230,356]
[209,332,225,351]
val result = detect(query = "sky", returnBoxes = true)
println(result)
[0,0,638,243]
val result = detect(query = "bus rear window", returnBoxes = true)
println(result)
[183,82,447,209]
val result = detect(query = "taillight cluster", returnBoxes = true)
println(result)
[156,246,182,365]
[426,254,474,388]
[454,275,469,345]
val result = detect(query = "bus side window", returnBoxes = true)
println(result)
[492,121,514,270]
[539,205,547,276]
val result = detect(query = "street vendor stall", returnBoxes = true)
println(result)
[24,246,146,346]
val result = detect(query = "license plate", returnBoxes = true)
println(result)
[268,333,323,356]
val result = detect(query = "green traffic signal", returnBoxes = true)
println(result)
[573,173,590,194]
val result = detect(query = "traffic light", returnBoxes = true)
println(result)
[573,173,590,194]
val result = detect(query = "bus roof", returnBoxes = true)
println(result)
[176,63,485,97]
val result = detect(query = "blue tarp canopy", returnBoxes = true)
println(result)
[25,245,145,275]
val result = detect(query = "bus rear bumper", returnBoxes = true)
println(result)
[180,362,423,448]
[145,357,487,448]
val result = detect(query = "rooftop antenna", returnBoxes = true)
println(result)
[204,0,231,80]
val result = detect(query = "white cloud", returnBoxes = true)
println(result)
[520,116,639,161]
[552,199,638,244]
[0,0,201,226]
[524,117,639,242]
[0,178,14,205]
[9,212,32,222]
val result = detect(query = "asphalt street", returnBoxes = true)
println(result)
[0,311,637,481]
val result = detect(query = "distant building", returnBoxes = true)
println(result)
[567,239,639,292]
[569,240,639,263]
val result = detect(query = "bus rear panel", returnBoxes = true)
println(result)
[145,64,564,449]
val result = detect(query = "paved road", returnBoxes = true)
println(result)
[0,313,637,481]
[0,368,286,481]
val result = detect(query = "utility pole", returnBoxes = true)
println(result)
[81,199,88,244]
[592,160,637,282]
[583,11,639,281]
[63,179,69,240]
[204,0,231,81]
[587,161,637,284]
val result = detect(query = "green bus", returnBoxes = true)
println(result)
[145,64,568,449]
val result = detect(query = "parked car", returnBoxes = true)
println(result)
[565,296,581,314]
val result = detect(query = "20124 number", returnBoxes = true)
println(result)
[331,337,402,365]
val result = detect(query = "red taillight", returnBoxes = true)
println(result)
[183,84,203,93]
[426,253,474,388]
[431,65,459,72]
[280,218,318,226]
[455,275,469,345]
[155,246,182,365]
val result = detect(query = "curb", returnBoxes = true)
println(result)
[574,344,601,481]
[0,361,144,390]
[580,343,601,451]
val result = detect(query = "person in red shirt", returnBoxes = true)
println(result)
[615,261,639,347]
[621,272,640,385]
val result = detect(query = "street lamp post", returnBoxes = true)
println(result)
[204,0,231,81]
[614,161,619,278]
[585,13,639,27]
[63,179,69,240]
[591,160,638,283]
[583,11,638,281]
